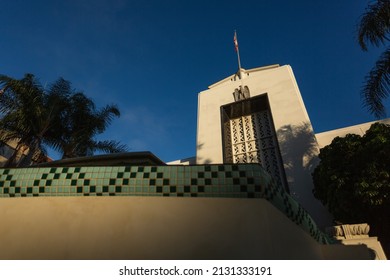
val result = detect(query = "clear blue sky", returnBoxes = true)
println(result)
[1,0,388,162]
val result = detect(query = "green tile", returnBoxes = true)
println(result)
[111,167,119,173]
[117,167,125,173]
[155,166,164,172]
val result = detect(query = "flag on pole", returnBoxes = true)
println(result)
[233,31,239,52]
[233,30,242,74]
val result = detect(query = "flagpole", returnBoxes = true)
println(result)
[234,30,242,79]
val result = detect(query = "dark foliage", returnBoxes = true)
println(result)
[358,0,390,118]
[313,122,390,255]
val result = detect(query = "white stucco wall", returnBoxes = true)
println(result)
[196,65,312,163]
[0,196,373,260]
[315,118,390,149]
[196,65,332,226]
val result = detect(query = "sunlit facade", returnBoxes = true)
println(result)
[0,64,387,260]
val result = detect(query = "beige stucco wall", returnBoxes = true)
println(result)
[196,65,312,164]
[315,118,390,149]
[0,196,370,260]
[196,65,331,226]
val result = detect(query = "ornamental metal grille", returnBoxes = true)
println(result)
[222,95,287,191]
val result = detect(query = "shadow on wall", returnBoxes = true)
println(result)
[196,142,212,164]
[276,122,320,203]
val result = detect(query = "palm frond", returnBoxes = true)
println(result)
[362,47,390,118]
[48,77,71,97]
[94,104,120,133]
[358,0,390,51]
[92,140,128,154]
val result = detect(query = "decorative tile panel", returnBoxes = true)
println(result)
[0,164,333,244]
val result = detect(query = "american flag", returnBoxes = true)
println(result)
[234,31,239,52]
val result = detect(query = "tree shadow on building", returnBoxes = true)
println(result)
[196,142,212,164]
[277,122,319,176]
[276,122,332,226]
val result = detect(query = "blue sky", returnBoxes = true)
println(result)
[1,0,388,162]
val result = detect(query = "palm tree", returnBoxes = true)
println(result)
[0,74,127,166]
[0,74,50,167]
[49,87,127,159]
[357,0,390,118]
